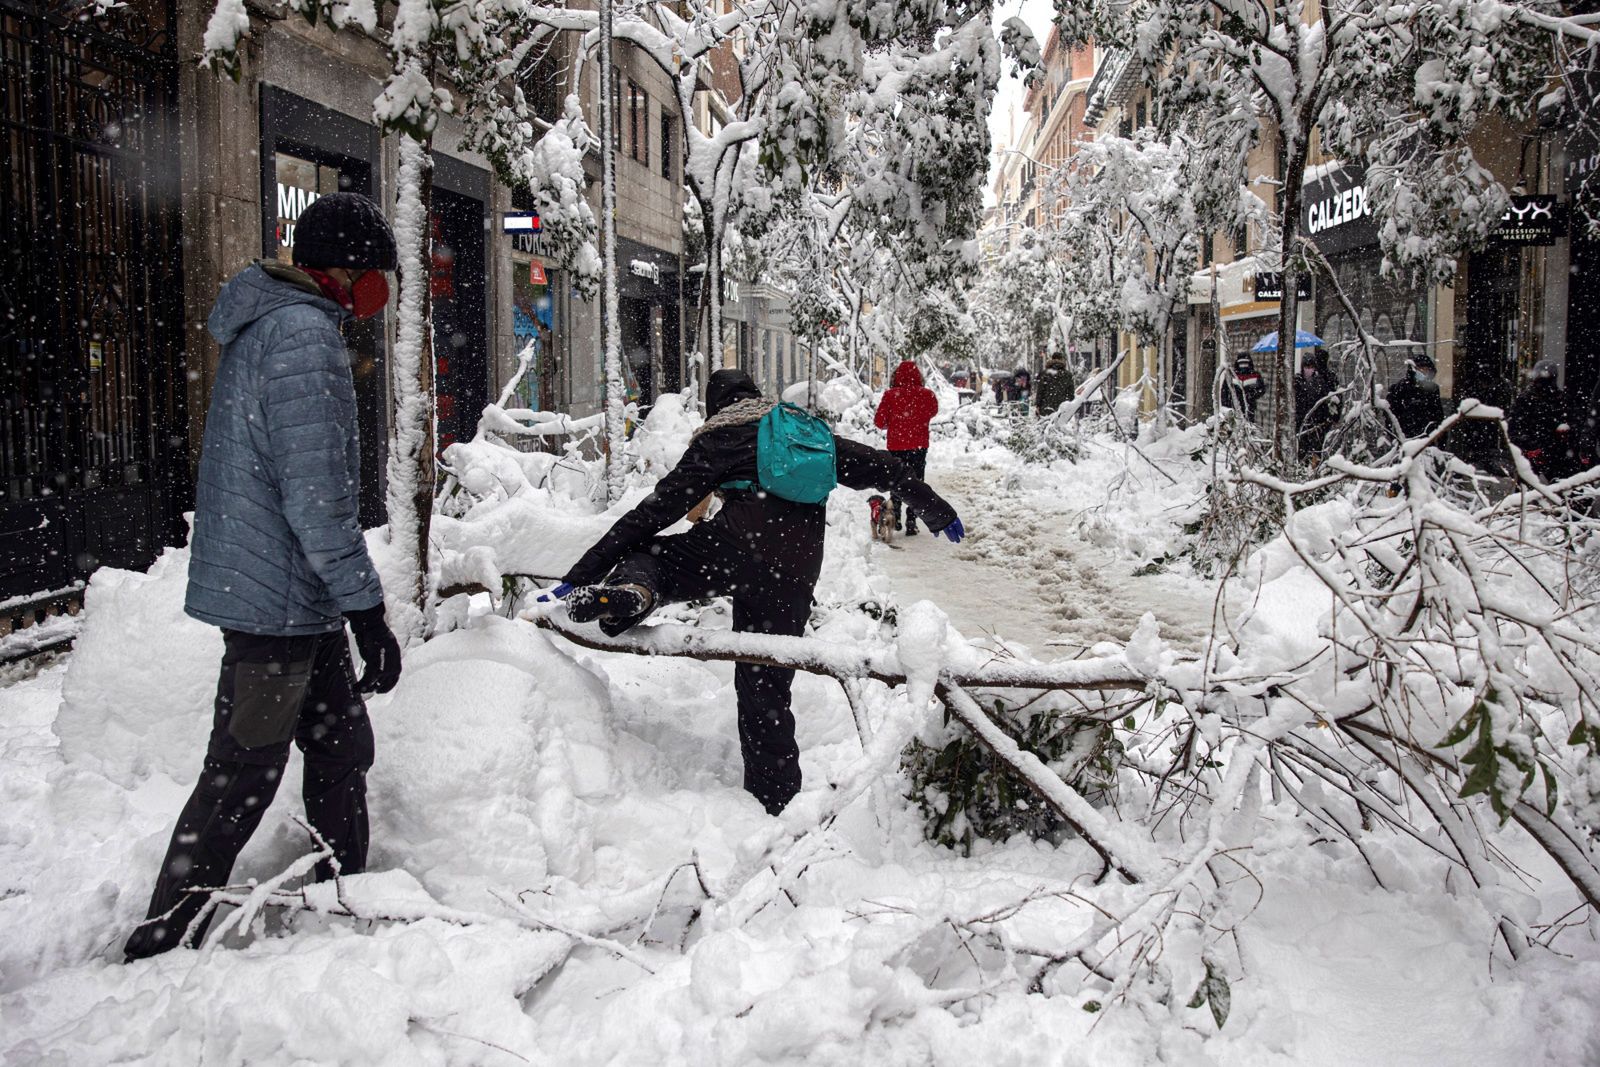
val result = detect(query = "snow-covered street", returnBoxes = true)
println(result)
[878,458,1220,654]
[7,423,1600,1065]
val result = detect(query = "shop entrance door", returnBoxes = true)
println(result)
[430,186,488,452]
[0,0,187,608]
[621,296,654,409]
[1454,248,1522,468]
[1461,248,1521,406]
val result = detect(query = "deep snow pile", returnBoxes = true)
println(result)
[5,394,1600,1065]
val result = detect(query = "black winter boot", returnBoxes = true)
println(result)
[567,584,654,634]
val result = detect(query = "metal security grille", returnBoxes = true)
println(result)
[0,0,186,604]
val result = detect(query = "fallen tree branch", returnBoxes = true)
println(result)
[532,613,1153,693]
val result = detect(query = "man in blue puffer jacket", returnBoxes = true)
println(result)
[125,193,403,961]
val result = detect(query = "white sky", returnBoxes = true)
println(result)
[984,0,1058,206]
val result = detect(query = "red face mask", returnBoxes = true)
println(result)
[350,270,390,320]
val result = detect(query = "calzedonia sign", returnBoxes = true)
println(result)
[1300,165,1379,257]
[1252,272,1312,302]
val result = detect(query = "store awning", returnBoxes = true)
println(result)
[1187,254,1263,307]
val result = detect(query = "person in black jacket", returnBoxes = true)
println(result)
[1034,358,1076,417]
[556,369,962,815]
[1384,352,1444,440]
[1293,349,1340,463]
[1509,359,1579,481]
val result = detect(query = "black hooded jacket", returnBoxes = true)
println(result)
[563,370,958,587]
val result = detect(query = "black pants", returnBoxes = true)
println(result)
[125,628,374,960]
[608,526,813,815]
[889,448,928,531]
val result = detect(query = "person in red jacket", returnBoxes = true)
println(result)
[874,359,940,533]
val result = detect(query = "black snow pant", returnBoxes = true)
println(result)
[889,448,928,532]
[607,526,813,815]
[125,628,374,960]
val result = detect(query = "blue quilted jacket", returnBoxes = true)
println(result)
[185,263,384,635]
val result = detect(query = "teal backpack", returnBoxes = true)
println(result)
[722,403,838,504]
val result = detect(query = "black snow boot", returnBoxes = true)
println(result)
[567,583,654,635]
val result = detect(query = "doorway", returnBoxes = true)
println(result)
[429,186,488,452]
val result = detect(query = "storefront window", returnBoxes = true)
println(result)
[272,153,345,263]
[511,253,557,413]
[1314,251,1428,387]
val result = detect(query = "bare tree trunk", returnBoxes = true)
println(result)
[598,9,626,502]
[1273,133,1310,470]
[708,192,726,372]
[806,331,818,411]
[388,132,436,642]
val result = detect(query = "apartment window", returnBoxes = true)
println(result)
[1229,219,1248,258]
[1136,100,1147,129]
[660,113,674,181]
[610,68,622,152]
[628,81,648,166]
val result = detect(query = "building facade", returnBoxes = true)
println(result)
[1,0,690,646]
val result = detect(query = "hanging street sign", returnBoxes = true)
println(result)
[1252,272,1313,301]
[1492,195,1565,246]
[501,212,543,233]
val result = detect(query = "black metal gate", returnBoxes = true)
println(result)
[0,0,187,609]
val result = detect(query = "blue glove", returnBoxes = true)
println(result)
[939,518,964,543]
[534,582,574,604]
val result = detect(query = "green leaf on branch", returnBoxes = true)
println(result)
[1458,740,1498,801]
[1439,701,1484,748]
[1204,960,1231,1030]
[1569,719,1590,748]
[1540,759,1560,817]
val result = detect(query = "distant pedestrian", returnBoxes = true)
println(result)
[1013,366,1033,411]
[125,192,403,961]
[1509,359,1578,481]
[1034,357,1076,417]
[1385,353,1444,440]
[991,372,1010,406]
[1294,349,1339,463]
[875,359,940,533]
[1220,354,1264,422]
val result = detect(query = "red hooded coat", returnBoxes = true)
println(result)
[874,360,939,451]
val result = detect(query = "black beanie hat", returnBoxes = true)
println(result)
[292,192,398,271]
[705,368,762,416]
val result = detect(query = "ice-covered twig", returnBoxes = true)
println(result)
[494,889,658,973]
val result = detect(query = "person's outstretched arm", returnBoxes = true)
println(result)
[834,437,958,534]
[563,433,727,585]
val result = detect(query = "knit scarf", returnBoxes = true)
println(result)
[691,397,775,441]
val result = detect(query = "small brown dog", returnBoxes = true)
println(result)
[868,495,895,542]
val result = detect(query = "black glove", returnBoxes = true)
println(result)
[344,604,402,694]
